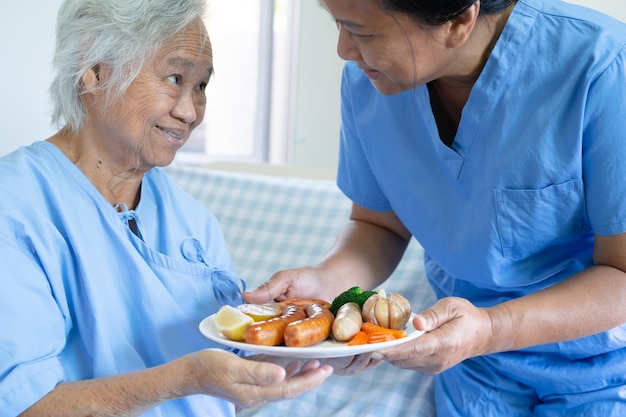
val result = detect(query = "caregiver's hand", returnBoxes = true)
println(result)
[373,297,494,375]
[243,266,341,305]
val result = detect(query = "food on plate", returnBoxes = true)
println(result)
[279,298,331,310]
[347,331,370,346]
[361,288,412,330]
[214,305,254,341]
[244,304,307,346]
[348,322,408,346]
[237,303,281,322]
[362,321,408,339]
[331,302,363,342]
[214,292,411,348]
[329,286,377,316]
[329,286,413,344]
[284,303,335,347]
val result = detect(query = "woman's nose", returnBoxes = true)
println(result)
[172,92,197,125]
[336,25,360,61]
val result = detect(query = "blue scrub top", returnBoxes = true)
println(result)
[0,141,244,416]
[337,0,626,357]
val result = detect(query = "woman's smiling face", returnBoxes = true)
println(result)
[321,0,457,95]
[85,19,213,170]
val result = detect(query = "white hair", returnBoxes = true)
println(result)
[50,0,207,133]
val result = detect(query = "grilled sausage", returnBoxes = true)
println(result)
[244,304,307,346]
[284,304,334,347]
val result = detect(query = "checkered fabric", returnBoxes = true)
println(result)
[166,164,436,417]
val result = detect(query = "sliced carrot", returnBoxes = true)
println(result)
[367,332,394,343]
[347,331,369,346]
[361,321,387,334]
[349,323,408,346]
[361,322,407,339]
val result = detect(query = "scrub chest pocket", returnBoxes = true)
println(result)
[494,180,584,261]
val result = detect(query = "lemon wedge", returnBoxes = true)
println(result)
[215,305,254,341]
[237,303,281,322]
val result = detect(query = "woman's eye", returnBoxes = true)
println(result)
[198,81,208,91]
[167,74,182,85]
[351,32,372,40]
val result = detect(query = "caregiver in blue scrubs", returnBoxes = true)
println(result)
[245,0,626,415]
[0,0,334,415]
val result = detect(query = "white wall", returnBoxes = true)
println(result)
[566,0,626,19]
[1,0,63,156]
[291,1,343,168]
[1,1,625,161]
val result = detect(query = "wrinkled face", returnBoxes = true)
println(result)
[321,0,455,95]
[86,19,213,170]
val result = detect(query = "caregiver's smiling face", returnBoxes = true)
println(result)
[320,0,459,95]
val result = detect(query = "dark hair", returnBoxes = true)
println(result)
[377,0,516,25]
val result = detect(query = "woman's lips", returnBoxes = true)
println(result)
[362,68,380,80]
[157,126,186,148]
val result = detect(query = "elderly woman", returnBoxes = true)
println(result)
[0,0,334,415]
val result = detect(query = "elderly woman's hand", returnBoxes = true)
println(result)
[373,297,494,375]
[319,353,384,376]
[184,349,332,411]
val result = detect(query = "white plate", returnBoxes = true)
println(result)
[199,313,424,358]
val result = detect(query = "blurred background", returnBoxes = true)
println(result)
[1,0,624,170]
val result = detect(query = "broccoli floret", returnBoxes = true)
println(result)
[330,286,377,316]
[355,289,377,308]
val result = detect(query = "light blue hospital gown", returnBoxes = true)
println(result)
[337,0,626,415]
[0,141,245,416]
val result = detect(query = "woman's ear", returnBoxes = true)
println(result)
[446,1,480,48]
[81,64,101,90]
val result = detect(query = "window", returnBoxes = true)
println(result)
[180,0,296,165]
